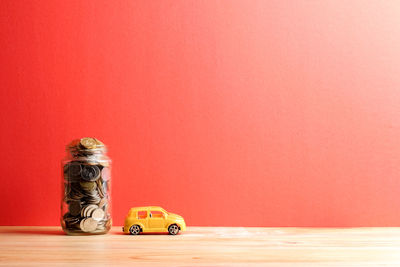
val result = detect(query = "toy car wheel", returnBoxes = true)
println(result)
[129,225,141,235]
[168,224,179,235]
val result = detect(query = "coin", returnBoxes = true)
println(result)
[64,214,80,229]
[81,165,100,181]
[84,193,101,204]
[80,219,86,231]
[96,222,106,230]
[82,218,98,232]
[96,179,104,198]
[80,181,97,191]
[98,198,107,209]
[63,213,78,222]
[65,162,82,181]
[92,208,105,221]
[69,201,81,216]
[93,138,104,147]
[87,205,98,217]
[64,183,71,195]
[86,160,100,166]
[81,204,97,217]
[99,160,110,167]
[67,139,81,149]
[67,183,85,200]
[80,138,97,149]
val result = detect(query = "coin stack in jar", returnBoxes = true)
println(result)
[61,137,112,235]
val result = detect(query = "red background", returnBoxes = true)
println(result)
[1,1,400,227]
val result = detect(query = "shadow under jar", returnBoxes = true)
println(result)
[61,137,112,235]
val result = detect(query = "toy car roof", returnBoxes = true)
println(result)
[130,206,165,211]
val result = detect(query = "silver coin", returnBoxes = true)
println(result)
[81,165,101,182]
[80,219,86,231]
[82,218,98,232]
[82,204,97,217]
[87,206,98,217]
[91,208,105,221]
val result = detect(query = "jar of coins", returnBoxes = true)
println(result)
[61,137,112,235]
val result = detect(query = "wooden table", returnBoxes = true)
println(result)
[1,226,400,266]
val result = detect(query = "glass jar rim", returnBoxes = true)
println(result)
[66,146,107,154]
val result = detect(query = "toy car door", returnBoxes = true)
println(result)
[148,210,165,229]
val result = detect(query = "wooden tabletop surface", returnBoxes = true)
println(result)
[1,226,400,266]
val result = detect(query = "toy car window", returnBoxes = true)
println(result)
[137,211,147,219]
[150,211,164,218]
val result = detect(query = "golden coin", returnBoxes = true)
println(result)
[99,161,110,167]
[96,179,104,198]
[86,161,99,166]
[80,181,97,191]
[80,138,97,149]
[93,138,104,147]
[98,198,107,208]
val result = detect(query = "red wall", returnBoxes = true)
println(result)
[1,1,400,227]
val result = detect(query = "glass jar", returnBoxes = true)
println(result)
[61,137,112,235]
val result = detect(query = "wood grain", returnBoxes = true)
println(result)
[1,226,400,266]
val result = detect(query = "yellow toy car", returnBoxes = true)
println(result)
[123,206,186,235]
